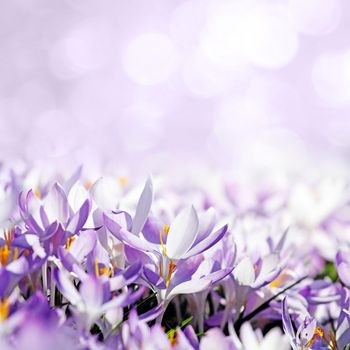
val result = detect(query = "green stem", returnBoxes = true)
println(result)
[234,275,308,332]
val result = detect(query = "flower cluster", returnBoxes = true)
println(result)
[0,167,349,349]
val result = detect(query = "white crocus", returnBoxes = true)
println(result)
[237,322,290,350]
[164,205,199,260]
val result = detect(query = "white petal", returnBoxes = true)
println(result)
[68,181,90,212]
[55,269,82,306]
[132,176,153,235]
[233,257,255,286]
[261,328,291,350]
[90,177,120,211]
[25,234,46,258]
[166,206,199,260]
[240,323,259,349]
[167,278,210,300]
[195,207,216,243]
[254,253,280,287]
[44,183,69,224]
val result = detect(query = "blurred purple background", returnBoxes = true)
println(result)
[0,0,349,176]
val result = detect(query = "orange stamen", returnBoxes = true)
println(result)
[0,298,9,322]
[166,260,176,287]
[65,236,76,250]
[0,245,11,266]
[168,329,178,346]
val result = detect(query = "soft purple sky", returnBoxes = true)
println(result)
[0,0,349,176]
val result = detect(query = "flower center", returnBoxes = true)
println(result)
[306,326,337,350]
[94,258,113,278]
[158,226,176,287]
[166,261,176,287]
[0,229,18,266]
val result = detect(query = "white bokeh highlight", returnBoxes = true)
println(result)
[0,0,348,174]
[122,33,180,86]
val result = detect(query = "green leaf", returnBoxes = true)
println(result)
[180,316,193,328]
[166,316,193,338]
[317,262,337,282]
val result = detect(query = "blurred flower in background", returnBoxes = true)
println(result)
[0,0,348,178]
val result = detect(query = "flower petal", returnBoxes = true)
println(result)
[132,176,153,235]
[70,230,97,262]
[281,297,296,343]
[233,257,255,286]
[104,214,156,252]
[183,224,228,259]
[166,206,199,260]
[66,199,91,234]
[91,177,120,211]
[80,276,104,308]
[44,183,69,224]
[167,278,211,300]
[55,269,82,306]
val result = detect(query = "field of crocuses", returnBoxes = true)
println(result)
[0,167,349,350]
[2,1,350,349]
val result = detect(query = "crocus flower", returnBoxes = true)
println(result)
[103,178,229,309]
[282,297,340,350]
[55,267,143,332]
[18,183,91,254]
[105,203,229,310]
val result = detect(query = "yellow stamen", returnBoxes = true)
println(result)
[65,236,76,250]
[0,245,11,266]
[13,247,19,261]
[0,298,9,322]
[100,267,108,275]
[118,176,128,187]
[4,228,14,246]
[99,266,113,277]
[84,180,93,190]
[34,189,42,199]
[307,326,337,349]
[163,226,170,237]
[23,249,30,257]
[94,258,113,278]
[159,230,167,256]
[328,329,337,350]
[159,260,163,278]
[166,260,176,287]
[168,329,178,346]
[269,269,293,288]
[94,258,100,278]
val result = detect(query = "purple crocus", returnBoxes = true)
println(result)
[104,178,230,315]
[55,267,143,332]
[282,297,339,350]
[18,182,91,254]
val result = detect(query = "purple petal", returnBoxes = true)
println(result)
[104,214,156,252]
[281,297,296,347]
[132,177,153,235]
[183,224,228,259]
[66,198,91,234]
